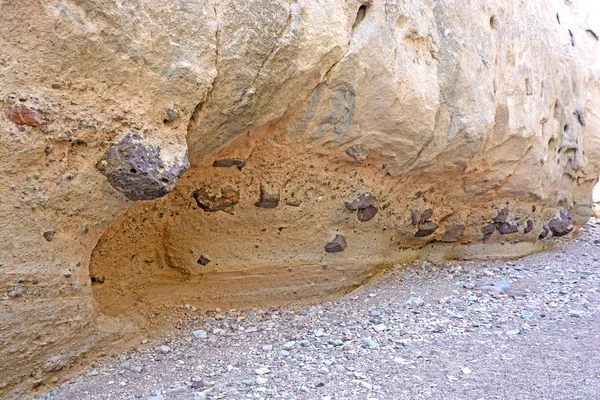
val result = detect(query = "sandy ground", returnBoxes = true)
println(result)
[33,220,600,400]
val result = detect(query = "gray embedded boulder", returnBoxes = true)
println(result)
[97,132,189,201]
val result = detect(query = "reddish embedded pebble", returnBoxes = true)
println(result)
[5,103,44,126]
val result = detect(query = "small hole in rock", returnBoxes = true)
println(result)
[490,16,497,29]
[352,5,368,31]
[556,13,560,24]
[130,168,137,174]
[564,124,568,132]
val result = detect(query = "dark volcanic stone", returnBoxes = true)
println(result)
[212,158,246,170]
[194,186,239,213]
[524,219,534,233]
[497,222,519,234]
[345,145,369,163]
[255,184,280,208]
[197,255,211,266]
[98,131,189,201]
[410,209,421,225]
[441,224,466,242]
[415,221,439,237]
[344,193,375,211]
[325,234,347,253]
[481,223,496,240]
[345,193,378,222]
[548,209,573,237]
[43,231,55,242]
[285,198,302,207]
[539,225,550,240]
[420,208,433,223]
[492,207,509,224]
[357,205,378,222]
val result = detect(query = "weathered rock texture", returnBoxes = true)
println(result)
[1,0,599,396]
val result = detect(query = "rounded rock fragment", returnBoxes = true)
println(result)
[325,234,347,253]
[97,131,189,201]
[5,103,44,126]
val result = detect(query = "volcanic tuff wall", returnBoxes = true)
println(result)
[1,0,599,396]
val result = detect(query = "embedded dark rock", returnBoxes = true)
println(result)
[285,199,302,207]
[98,131,189,201]
[548,209,573,237]
[345,144,369,163]
[345,192,378,221]
[255,184,280,208]
[90,274,105,284]
[441,224,466,242]
[194,186,239,213]
[212,158,247,170]
[492,208,508,224]
[325,234,347,253]
[344,193,375,211]
[43,231,55,242]
[197,255,211,266]
[539,225,550,240]
[497,222,519,234]
[483,207,519,235]
[357,206,378,222]
[524,219,534,233]
[164,106,180,122]
[415,221,439,237]
[481,223,496,240]
[420,208,433,223]
[410,209,421,225]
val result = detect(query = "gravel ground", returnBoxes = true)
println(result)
[35,220,600,400]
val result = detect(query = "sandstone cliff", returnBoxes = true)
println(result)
[1,0,599,396]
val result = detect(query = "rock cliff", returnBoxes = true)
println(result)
[1,0,599,396]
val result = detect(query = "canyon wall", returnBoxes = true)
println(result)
[1,0,599,396]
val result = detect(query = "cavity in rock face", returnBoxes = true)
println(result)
[548,209,573,236]
[193,186,239,213]
[255,184,280,208]
[98,131,189,201]
[345,193,378,221]
[325,234,347,253]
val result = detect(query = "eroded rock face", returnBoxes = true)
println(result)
[1,0,599,396]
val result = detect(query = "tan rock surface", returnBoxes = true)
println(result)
[1,0,599,396]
